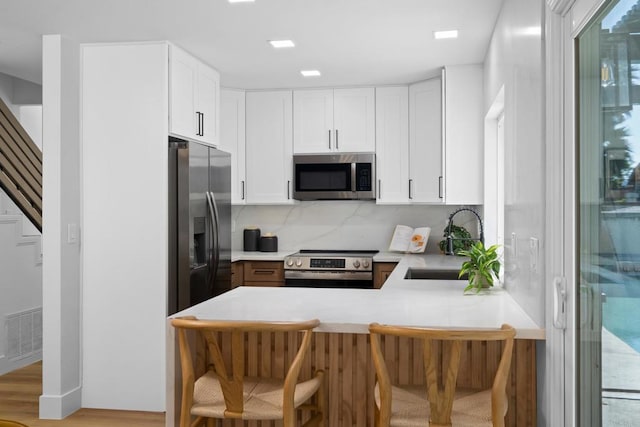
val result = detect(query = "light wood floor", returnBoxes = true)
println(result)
[0,362,165,426]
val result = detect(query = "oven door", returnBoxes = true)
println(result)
[284,270,374,289]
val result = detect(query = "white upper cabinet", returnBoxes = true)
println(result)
[293,87,375,153]
[169,45,220,145]
[375,86,409,204]
[292,89,333,153]
[409,77,443,204]
[245,91,294,204]
[443,64,483,205]
[220,89,246,205]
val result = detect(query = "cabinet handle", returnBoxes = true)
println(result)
[409,179,413,199]
[287,180,291,199]
[328,130,331,149]
[197,112,205,136]
[254,269,275,275]
[335,129,339,150]
[241,180,245,200]
[438,176,443,199]
[378,179,381,199]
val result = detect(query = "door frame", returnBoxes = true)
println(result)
[546,0,610,426]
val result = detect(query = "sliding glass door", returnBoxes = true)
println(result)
[577,1,640,424]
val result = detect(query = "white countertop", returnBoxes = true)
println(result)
[231,250,294,262]
[176,254,544,340]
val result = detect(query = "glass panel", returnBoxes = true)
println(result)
[578,1,640,425]
[296,163,351,191]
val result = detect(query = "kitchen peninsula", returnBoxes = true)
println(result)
[166,254,543,427]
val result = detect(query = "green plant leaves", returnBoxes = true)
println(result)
[458,241,501,294]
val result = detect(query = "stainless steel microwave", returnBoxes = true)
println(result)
[292,153,376,200]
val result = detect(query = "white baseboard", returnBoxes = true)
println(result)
[39,385,82,419]
[0,352,42,376]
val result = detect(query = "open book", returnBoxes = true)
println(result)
[388,225,431,253]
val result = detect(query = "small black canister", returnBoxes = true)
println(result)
[259,233,278,252]
[243,227,261,251]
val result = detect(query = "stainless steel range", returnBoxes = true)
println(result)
[284,250,378,289]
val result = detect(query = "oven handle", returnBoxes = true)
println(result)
[284,270,373,281]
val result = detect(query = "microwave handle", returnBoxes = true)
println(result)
[351,162,356,192]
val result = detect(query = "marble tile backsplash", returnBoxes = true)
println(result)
[232,201,481,253]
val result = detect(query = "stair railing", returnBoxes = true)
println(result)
[0,96,42,232]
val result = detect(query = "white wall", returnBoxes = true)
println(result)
[232,202,481,254]
[484,1,547,425]
[40,34,82,419]
[484,0,545,326]
[81,42,168,412]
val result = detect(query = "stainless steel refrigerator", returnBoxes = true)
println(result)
[168,138,231,315]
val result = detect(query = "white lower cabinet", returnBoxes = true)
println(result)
[375,86,410,203]
[245,91,294,204]
[220,89,246,204]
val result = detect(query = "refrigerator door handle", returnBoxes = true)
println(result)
[206,191,221,286]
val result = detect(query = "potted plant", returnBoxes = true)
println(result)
[437,224,473,255]
[457,242,501,293]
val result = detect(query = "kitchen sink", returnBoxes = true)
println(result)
[403,268,467,280]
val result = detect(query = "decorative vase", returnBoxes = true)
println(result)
[472,274,492,289]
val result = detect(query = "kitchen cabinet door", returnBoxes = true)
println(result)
[169,46,198,141]
[373,262,398,288]
[333,87,375,152]
[375,86,409,204]
[245,91,294,204]
[169,45,220,145]
[197,63,220,146]
[293,87,374,153]
[293,89,334,153]
[220,89,246,204]
[443,64,483,205]
[409,77,443,204]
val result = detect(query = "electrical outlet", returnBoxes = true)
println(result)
[67,223,78,244]
[529,237,539,272]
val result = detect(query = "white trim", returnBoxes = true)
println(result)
[570,0,608,36]
[545,4,570,425]
[557,0,608,425]
[39,385,82,419]
[547,0,577,16]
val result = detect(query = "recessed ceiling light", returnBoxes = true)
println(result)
[300,70,321,77]
[228,0,255,3]
[434,30,458,39]
[269,40,295,48]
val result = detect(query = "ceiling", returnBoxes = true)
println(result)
[0,0,504,89]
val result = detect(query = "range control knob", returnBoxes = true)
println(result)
[286,258,294,267]
[353,260,361,268]
[362,260,370,268]
[295,258,303,267]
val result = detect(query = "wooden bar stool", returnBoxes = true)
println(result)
[171,317,326,427]
[369,323,515,427]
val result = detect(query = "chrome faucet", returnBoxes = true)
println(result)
[445,207,484,255]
